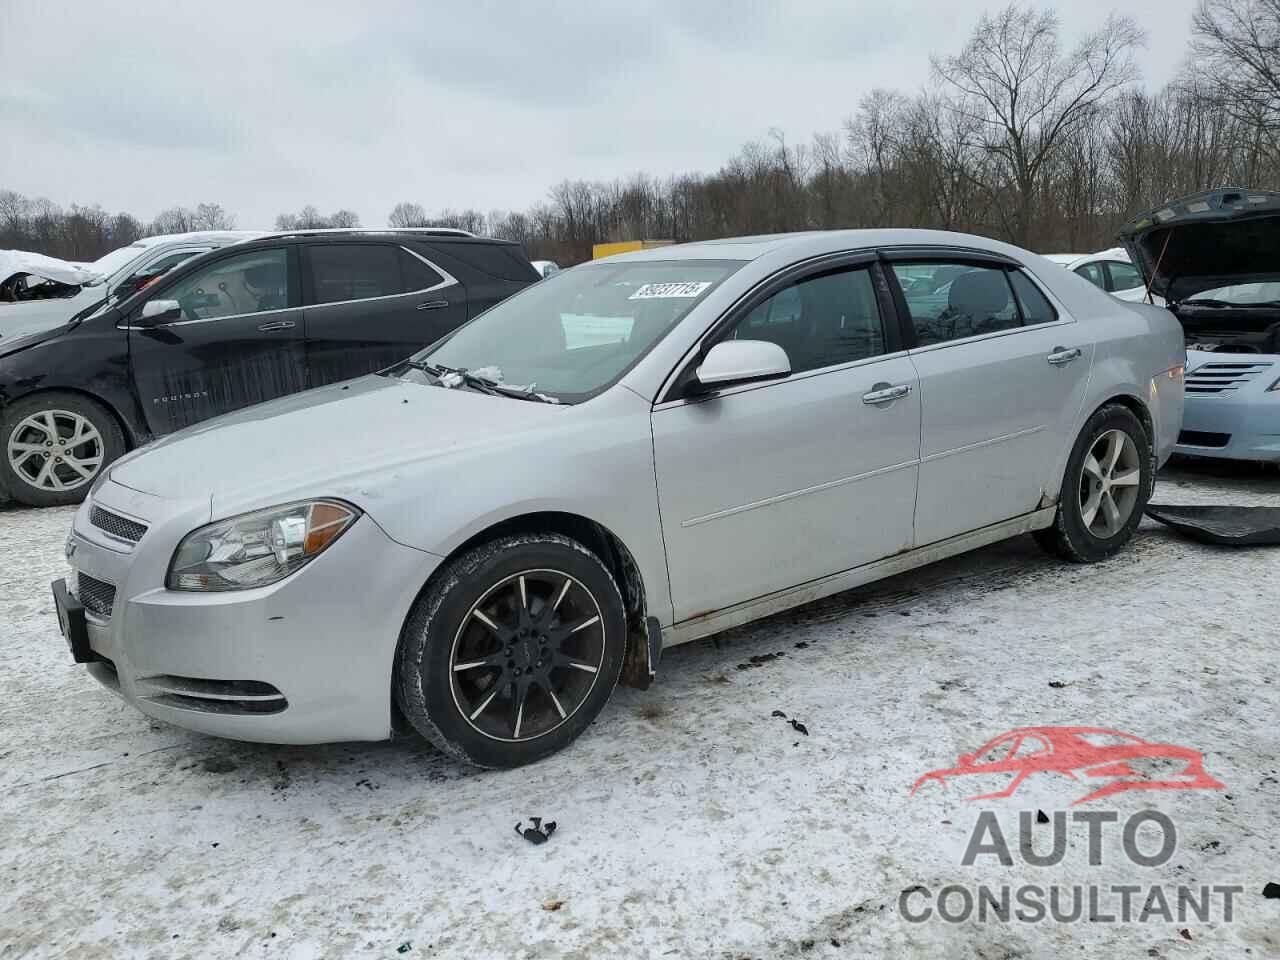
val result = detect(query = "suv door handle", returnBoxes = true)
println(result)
[417,300,450,311]
[1046,346,1082,365]
[862,383,912,404]
[257,319,296,332]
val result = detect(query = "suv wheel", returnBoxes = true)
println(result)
[1034,403,1153,563]
[1,393,125,507]
[395,532,626,768]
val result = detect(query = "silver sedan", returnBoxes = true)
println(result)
[53,230,1186,767]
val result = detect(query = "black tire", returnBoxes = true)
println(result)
[1034,403,1153,563]
[1,392,125,507]
[395,532,626,768]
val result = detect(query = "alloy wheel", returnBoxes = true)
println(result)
[6,410,104,493]
[449,569,607,743]
[1078,428,1141,539]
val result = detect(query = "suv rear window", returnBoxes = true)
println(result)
[427,241,538,281]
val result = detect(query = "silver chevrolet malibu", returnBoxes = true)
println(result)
[53,230,1186,768]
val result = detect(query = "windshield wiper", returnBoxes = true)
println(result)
[405,361,560,404]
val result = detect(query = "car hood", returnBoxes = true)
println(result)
[108,374,569,511]
[0,249,102,288]
[1117,188,1280,303]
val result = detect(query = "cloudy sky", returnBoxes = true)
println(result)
[1,0,1200,229]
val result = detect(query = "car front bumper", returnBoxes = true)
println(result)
[1174,360,1280,462]
[60,479,440,744]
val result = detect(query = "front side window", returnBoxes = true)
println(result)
[727,265,887,374]
[892,262,1020,346]
[164,248,289,321]
[307,244,402,304]
[410,260,742,402]
[1106,261,1144,292]
[124,249,206,291]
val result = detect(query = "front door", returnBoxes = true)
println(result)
[885,256,1094,545]
[128,246,306,435]
[301,242,468,386]
[652,260,921,622]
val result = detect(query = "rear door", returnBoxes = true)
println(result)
[127,245,306,434]
[883,252,1093,546]
[301,242,467,386]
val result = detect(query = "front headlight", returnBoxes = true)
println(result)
[167,500,360,592]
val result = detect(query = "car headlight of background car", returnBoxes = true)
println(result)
[167,500,359,592]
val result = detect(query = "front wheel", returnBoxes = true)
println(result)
[395,532,627,768]
[1034,403,1153,563]
[2,393,125,507]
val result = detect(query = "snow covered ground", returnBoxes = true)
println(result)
[2,460,1278,959]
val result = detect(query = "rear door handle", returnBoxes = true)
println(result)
[417,300,450,311]
[862,383,912,404]
[1046,346,1082,365]
[257,319,296,332]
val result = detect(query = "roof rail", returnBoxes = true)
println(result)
[254,226,478,242]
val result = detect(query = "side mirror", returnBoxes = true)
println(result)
[690,340,791,394]
[138,298,181,326]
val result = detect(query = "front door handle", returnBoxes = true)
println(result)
[417,300,450,311]
[257,319,296,332]
[862,383,912,405]
[1046,346,1082,365]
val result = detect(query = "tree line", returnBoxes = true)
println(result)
[4,1,1277,267]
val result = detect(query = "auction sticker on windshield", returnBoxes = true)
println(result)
[628,281,713,300]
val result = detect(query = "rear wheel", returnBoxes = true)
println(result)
[2,393,125,507]
[395,533,626,768]
[1034,404,1152,563]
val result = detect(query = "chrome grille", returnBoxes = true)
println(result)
[90,506,147,543]
[75,572,116,618]
[1185,360,1275,395]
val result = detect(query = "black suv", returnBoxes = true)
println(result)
[0,229,540,506]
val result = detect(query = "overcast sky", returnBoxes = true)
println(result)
[1,0,1201,229]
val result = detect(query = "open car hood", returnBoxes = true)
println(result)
[1117,188,1280,303]
[0,250,101,288]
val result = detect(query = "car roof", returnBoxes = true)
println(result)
[595,228,1041,264]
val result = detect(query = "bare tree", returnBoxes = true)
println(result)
[275,206,360,230]
[933,4,1145,245]
[388,201,429,227]
[1189,0,1280,147]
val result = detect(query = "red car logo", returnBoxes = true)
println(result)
[911,726,1225,806]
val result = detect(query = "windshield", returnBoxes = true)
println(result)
[89,243,148,281]
[1188,281,1280,305]
[407,259,742,401]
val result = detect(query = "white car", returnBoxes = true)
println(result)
[0,232,262,342]
[53,228,1184,768]
[1048,249,1163,306]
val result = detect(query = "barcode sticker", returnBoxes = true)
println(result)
[628,281,712,300]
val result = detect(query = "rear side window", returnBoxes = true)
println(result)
[401,249,445,291]
[432,242,537,281]
[891,263,1020,346]
[1009,271,1057,325]
[1106,261,1144,292]
[307,244,401,304]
